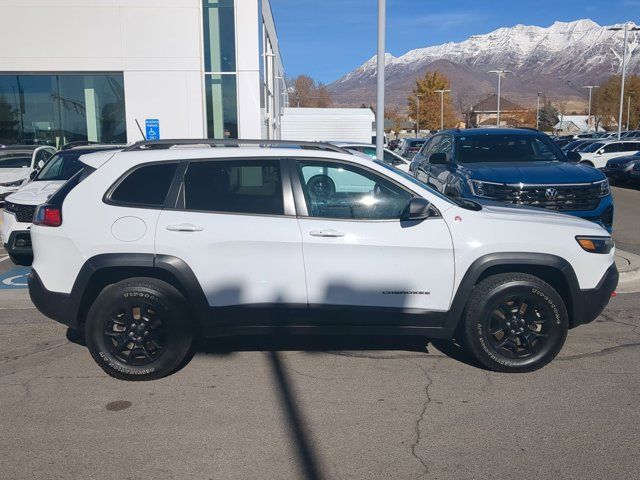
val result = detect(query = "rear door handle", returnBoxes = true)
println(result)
[309,229,345,238]
[166,223,203,232]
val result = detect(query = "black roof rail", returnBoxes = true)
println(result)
[122,138,352,154]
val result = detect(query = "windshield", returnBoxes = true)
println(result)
[455,134,565,163]
[36,152,84,181]
[582,142,605,153]
[0,151,32,168]
[374,160,455,204]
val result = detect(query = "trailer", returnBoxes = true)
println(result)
[280,107,375,144]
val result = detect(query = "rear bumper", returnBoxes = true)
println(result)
[4,230,33,263]
[28,269,74,328]
[571,263,618,328]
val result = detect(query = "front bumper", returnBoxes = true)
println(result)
[28,269,74,328]
[571,263,618,328]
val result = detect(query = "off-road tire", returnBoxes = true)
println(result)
[85,278,193,381]
[462,273,569,373]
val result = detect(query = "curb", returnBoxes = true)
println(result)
[615,249,640,284]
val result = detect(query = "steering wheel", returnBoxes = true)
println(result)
[306,174,336,201]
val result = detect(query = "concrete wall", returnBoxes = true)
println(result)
[0,0,205,142]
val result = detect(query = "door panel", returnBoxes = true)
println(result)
[156,211,306,306]
[295,160,455,311]
[155,159,306,307]
[298,218,455,311]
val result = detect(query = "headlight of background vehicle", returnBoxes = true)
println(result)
[576,236,614,254]
[468,180,503,198]
[0,179,24,188]
[594,179,610,198]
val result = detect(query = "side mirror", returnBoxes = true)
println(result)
[597,149,604,155]
[29,170,38,180]
[429,152,447,165]
[37,160,45,169]
[402,198,433,221]
[566,151,581,162]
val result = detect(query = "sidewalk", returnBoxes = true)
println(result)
[615,249,640,293]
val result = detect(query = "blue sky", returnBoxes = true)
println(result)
[270,0,638,84]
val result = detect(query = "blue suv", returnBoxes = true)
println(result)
[410,128,613,232]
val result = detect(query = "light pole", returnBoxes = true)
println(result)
[434,89,451,131]
[375,0,386,159]
[583,85,599,132]
[536,92,542,130]
[627,92,636,130]
[415,94,422,138]
[608,24,640,139]
[488,70,512,127]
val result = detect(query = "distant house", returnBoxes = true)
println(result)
[469,94,528,127]
[554,115,606,133]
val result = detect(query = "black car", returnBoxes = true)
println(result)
[602,151,640,183]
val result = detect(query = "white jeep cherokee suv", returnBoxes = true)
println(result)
[28,139,618,381]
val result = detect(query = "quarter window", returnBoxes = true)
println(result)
[183,160,283,215]
[297,161,413,220]
[110,163,178,207]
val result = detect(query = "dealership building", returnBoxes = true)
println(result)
[0,0,287,147]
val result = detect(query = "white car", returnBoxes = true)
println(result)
[2,145,122,264]
[0,145,56,202]
[27,139,618,380]
[331,142,411,173]
[578,140,640,169]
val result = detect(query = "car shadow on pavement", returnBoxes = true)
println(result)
[193,334,484,369]
[194,334,481,480]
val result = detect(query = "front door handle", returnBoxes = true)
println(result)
[166,223,203,232]
[310,229,345,238]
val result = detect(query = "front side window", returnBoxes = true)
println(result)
[438,135,454,160]
[455,134,564,163]
[424,136,442,160]
[183,160,283,215]
[297,161,413,220]
[110,163,177,207]
[582,142,604,153]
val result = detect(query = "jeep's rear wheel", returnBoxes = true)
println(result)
[462,273,568,373]
[85,278,193,381]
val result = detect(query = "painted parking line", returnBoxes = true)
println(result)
[0,267,30,289]
[0,256,10,263]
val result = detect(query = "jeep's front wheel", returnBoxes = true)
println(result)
[85,278,194,381]
[462,273,568,373]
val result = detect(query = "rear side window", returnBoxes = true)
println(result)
[110,162,178,207]
[183,159,283,215]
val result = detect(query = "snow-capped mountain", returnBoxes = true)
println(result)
[329,19,640,109]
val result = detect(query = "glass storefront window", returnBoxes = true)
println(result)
[205,74,237,139]
[203,0,236,73]
[0,74,126,147]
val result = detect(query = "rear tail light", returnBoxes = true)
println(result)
[34,205,62,227]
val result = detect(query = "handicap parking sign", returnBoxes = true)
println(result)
[145,119,160,140]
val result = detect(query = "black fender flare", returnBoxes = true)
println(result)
[68,253,209,328]
[443,252,580,330]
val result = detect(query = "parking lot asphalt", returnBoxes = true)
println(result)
[1,187,639,480]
